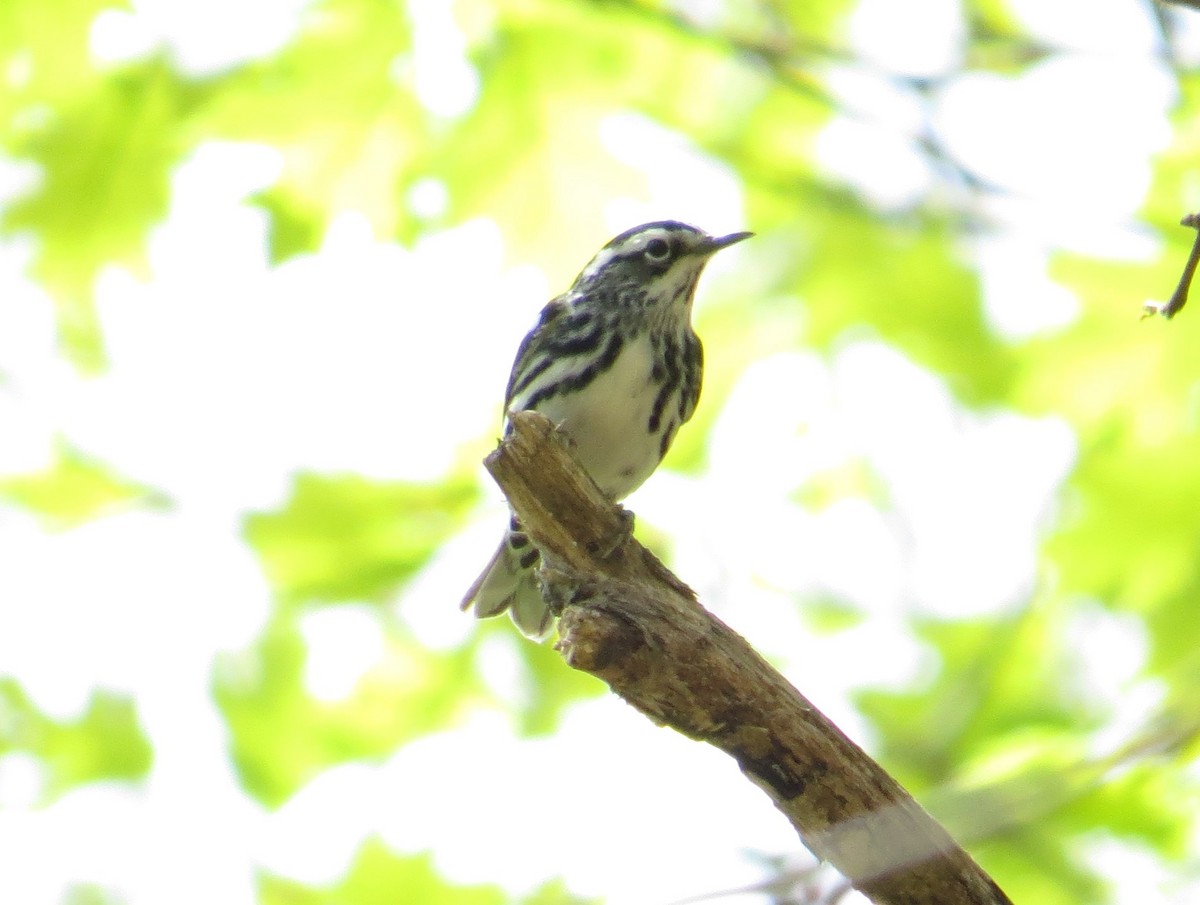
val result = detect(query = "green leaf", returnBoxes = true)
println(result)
[434,0,808,273]
[251,185,329,263]
[431,11,650,272]
[798,205,1012,405]
[205,0,423,259]
[513,628,605,736]
[972,830,1105,905]
[244,472,479,605]
[259,841,507,905]
[520,877,602,905]
[0,0,125,121]
[1066,762,1193,855]
[857,612,1098,791]
[668,292,808,474]
[214,611,486,806]
[0,440,165,527]
[0,680,153,799]
[799,595,866,634]
[2,57,204,368]
[62,883,127,905]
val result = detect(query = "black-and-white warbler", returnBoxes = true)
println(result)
[462,220,752,636]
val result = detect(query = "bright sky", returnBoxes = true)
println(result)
[0,1,1192,904]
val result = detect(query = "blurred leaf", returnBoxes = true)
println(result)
[972,829,1105,905]
[436,0,824,276]
[206,0,422,258]
[1067,762,1194,855]
[669,290,807,473]
[799,595,865,633]
[0,680,152,799]
[964,0,1023,35]
[259,841,506,905]
[930,751,1095,842]
[5,0,1200,899]
[513,628,606,736]
[2,57,204,368]
[963,0,1054,73]
[0,440,165,527]
[791,460,883,512]
[520,877,602,905]
[1032,236,1200,678]
[862,608,1196,895]
[800,205,1013,405]
[432,3,652,274]
[251,186,329,263]
[62,884,127,905]
[244,472,479,605]
[766,0,859,43]
[857,613,1098,791]
[0,0,124,122]
[214,611,485,807]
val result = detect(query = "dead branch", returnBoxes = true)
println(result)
[484,411,1012,905]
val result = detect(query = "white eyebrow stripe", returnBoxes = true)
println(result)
[578,226,684,283]
[579,246,618,282]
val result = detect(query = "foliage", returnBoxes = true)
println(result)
[212,612,485,807]
[0,679,153,800]
[258,842,509,905]
[0,440,164,527]
[3,0,1200,903]
[259,841,601,905]
[244,473,479,605]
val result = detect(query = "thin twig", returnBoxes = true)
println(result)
[1143,213,1200,319]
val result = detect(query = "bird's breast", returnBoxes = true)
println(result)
[534,333,667,500]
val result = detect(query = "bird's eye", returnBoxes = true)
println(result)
[644,237,671,262]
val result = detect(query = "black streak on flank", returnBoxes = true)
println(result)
[678,332,703,420]
[659,419,677,460]
[508,313,601,400]
[648,333,681,433]
[522,332,626,412]
[652,357,666,383]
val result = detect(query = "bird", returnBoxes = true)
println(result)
[461,220,752,636]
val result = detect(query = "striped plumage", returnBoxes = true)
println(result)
[462,221,752,636]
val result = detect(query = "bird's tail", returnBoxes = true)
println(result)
[461,533,552,637]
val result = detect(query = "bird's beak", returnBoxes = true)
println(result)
[708,230,754,251]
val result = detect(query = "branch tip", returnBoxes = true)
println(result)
[1144,212,1200,320]
[479,416,1012,904]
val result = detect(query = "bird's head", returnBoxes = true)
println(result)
[573,220,752,318]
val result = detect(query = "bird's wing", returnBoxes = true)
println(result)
[503,294,571,410]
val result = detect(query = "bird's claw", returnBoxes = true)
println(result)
[587,506,635,560]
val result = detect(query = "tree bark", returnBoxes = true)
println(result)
[485,411,1012,905]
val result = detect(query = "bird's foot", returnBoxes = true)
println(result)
[589,505,634,560]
